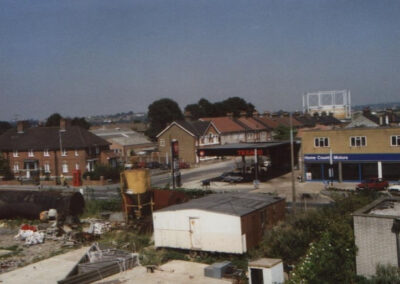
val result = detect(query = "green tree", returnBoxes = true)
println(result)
[71,117,91,129]
[45,113,62,127]
[0,121,11,136]
[145,98,184,140]
[220,97,255,117]
[0,153,13,180]
[273,124,297,140]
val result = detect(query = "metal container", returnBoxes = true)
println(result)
[124,169,150,194]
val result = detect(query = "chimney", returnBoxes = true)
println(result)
[227,112,233,118]
[60,118,71,132]
[363,107,371,115]
[17,121,28,134]
[240,110,247,117]
[184,111,192,121]
[252,110,259,118]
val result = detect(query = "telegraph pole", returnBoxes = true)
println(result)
[290,112,297,215]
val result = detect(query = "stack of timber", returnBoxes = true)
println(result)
[58,243,138,284]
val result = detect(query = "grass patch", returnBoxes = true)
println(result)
[99,230,151,252]
[82,199,122,218]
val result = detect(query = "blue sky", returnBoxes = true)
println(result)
[1,0,399,120]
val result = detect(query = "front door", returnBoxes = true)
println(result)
[189,217,201,249]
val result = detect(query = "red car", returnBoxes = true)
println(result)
[356,178,389,191]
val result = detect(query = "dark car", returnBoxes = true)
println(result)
[146,161,160,169]
[356,178,389,191]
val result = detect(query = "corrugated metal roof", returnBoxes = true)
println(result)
[156,193,284,216]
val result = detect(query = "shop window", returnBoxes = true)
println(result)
[314,137,329,147]
[350,136,366,147]
[391,135,400,146]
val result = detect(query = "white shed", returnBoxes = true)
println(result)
[153,193,285,254]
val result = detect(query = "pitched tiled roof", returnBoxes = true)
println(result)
[253,117,280,129]
[0,126,110,151]
[201,117,246,133]
[237,117,270,131]
[174,120,211,137]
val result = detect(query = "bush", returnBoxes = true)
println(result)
[83,199,122,217]
[83,164,122,181]
[252,191,379,282]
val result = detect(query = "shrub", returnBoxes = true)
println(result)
[83,164,122,181]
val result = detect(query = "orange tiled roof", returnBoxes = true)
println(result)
[237,117,268,130]
[201,117,245,133]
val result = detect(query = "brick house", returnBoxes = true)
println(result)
[157,120,219,165]
[0,120,112,180]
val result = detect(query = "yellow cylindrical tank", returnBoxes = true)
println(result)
[124,169,150,194]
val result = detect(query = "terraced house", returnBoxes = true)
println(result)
[0,119,113,181]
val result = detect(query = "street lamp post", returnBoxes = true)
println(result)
[290,112,296,215]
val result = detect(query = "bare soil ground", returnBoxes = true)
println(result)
[0,223,72,274]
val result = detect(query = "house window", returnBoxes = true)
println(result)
[61,149,67,156]
[44,162,50,173]
[160,139,165,147]
[44,149,49,157]
[13,163,19,173]
[28,149,34,157]
[391,135,400,146]
[62,162,68,173]
[350,136,366,147]
[13,150,19,157]
[75,163,80,170]
[95,147,100,155]
[314,137,329,147]
[75,150,79,156]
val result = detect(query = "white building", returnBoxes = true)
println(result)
[153,193,285,254]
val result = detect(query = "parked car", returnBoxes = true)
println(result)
[146,161,160,169]
[389,181,400,193]
[356,178,389,191]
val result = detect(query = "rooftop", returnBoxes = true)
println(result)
[353,197,400,218]
[157,192,284,216]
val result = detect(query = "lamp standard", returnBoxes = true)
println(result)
[290,112,296,215]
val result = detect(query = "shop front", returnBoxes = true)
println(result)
[304,153,400,182]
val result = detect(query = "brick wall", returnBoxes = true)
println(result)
[158,125,197,165]
[6,149,90,178]
[354,215,398,277]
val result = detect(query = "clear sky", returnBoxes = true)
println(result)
[1,0,399,121]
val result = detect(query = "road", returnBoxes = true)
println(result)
[0,159,236,199]
[151,159,235,187]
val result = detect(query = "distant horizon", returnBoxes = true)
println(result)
[3,99,400,124]
[1,1,399,121]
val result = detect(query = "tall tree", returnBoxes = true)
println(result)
[145,98,183,140]
[0,121,11,136]
[71,117,91,129]
[184,97,256,118]
[45,113,62,127]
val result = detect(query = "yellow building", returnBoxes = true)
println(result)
[301,127,400,182]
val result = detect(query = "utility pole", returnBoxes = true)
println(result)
[290,112,297,215]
